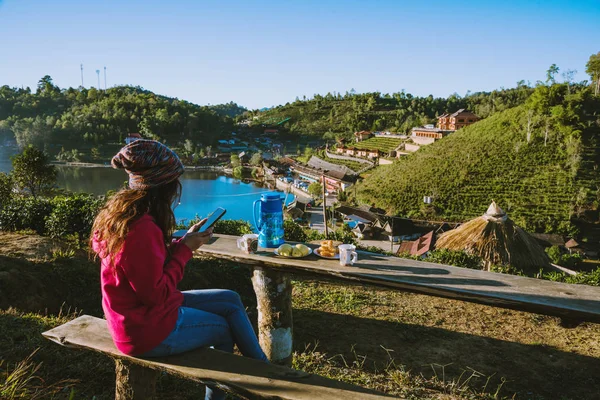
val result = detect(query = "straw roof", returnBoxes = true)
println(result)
[435,201,550,272]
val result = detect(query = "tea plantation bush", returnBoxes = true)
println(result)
[0,194,102,244]
[45,194,103,245]
[178,217,253,236]
[0,197,53,234]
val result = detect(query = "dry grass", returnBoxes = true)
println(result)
[292,279,600,399]
[0,349,76,399]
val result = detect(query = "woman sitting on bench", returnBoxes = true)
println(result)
[91,140,267,400]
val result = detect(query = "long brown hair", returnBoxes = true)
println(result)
[90,179,182,259]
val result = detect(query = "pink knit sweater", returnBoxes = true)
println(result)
[93,214,192,356]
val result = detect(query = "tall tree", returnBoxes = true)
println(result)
[561,69,577,94]
[586,52,600,95]
[546,64,560,84]
[11,146,57,198]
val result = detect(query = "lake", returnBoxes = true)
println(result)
[0,146,292,225]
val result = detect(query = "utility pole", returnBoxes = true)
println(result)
[96,70,100,89]
[322,175,328,238]
[80,64,84,87]
[104,66,107,89]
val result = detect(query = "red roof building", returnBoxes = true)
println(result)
[397,231,435,257]
[438,109,479,130]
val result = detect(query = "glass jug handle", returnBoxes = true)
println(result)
[253,199,261,231]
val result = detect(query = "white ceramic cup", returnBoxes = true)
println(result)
[339,244,358,266]
[237,234,259,254]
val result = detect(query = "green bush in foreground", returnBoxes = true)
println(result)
[0,172,13,206]
[545,245,583,268]
[178,217,253,236]
[45,194,103,246]
[0,197,53,234]
[0,194,102,243]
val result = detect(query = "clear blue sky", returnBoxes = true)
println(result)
[0,0,598,109]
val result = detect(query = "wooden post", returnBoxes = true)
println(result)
[322,175,329,238]
[251,267,293,366]
[115,359,159,400]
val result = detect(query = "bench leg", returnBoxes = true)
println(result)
[115,359,159,400]
[251,267,293,366]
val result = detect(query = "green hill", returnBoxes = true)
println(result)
[0,76,234,152]
[251,86,534,138]
[356,84,600,234]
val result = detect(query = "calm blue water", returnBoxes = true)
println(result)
[0,146,293,225]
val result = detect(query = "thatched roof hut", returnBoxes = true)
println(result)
[435,202,551,272]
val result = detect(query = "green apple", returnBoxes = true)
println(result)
[278,244,292,257]
[296,244,309,257]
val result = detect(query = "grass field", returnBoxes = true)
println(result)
[319,154,368,173]
[1,232,599,399]
[350,137,403,153]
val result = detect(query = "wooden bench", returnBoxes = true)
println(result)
[42,315,395,400]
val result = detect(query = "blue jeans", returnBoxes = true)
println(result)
[140,289,268,400]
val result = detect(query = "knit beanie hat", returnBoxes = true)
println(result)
[111,139,184,190]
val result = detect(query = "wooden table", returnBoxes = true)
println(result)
[197,234,600,365]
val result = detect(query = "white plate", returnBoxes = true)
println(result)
[274,247,313,258]
[314,248,340,259]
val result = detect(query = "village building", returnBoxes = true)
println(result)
[409,109,479,148]
[354,131,372,142]
[367,149,380,159]
[397,231,436,257]
[125,133,142,144]
[438,109,480,130]
[292,157,355,193]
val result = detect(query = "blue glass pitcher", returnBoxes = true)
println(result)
[253,193,285,248]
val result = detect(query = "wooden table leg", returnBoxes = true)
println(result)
[251,267,293,366]
[115,359,159,399]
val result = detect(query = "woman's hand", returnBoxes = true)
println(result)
[181,219,214,251]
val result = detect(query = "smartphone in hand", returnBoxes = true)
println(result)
[172,207,227,238]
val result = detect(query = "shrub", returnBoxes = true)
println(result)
[0,197,53,234]
[284,219,307,242]
[0,172,13,206]
[233,166,244,179]
[542,267,600,286]
[45,194,103,246]
[545,245,583,268]
[308,182,322,199]
[214,219,253,236]
[180,216,253,236]
[425,248,483,270]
